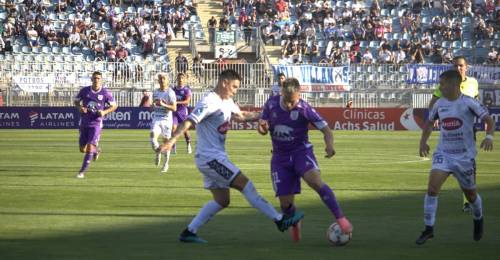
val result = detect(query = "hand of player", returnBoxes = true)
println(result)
[480,138,493,151]
[325,145,335,158]
[419,143,430,157]
[160,141,174,153]
[97,110,105,117]
[257,119,269,135]
[79,106,88,113]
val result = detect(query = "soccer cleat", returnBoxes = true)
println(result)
[76,172,85,179]
[416,226,434,245]
[161,164,169,173]
[179,229,207,244]
[187,143,192,154]
[462,202,472,213]
[336,217,353,234]
[155,152,161,167]
[289,220,302,242]
[275,211,304,232]
[473,217,483,241]
[172,144,177,154]
[93,149,101,161]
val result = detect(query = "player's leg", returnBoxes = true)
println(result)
[93,135,101,161]
[171,116,178,154]
[160,121,172,173]
[184,130,192,154]
[77,127,99,178]
[416,169,449,245]
[150,121,162,167]
[278,195,301,242]
[454,159,483,241]
[179,188,229,243]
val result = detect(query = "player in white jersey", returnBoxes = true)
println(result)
[416,70,495,245]
[150,73,177,173]
[161,69,304,243]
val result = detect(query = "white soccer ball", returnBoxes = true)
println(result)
[326,223,352,246]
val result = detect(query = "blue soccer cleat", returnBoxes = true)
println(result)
[179,229,207,244]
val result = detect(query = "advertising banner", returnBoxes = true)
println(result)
[272,65,350,92]
[406,64,500,85]
[1,107,498,131]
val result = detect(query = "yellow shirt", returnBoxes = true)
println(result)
[433,76,479,98]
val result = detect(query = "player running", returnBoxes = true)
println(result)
[150,73,177,173]
[416,70,495,245]
[172,72,193,154]
[258,77,353,242]
[161,69,304,243]
[74,71,117,178]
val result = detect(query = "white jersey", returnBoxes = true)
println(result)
[429,95,489,160]
[188,92,241,157]
[152,88,176,121]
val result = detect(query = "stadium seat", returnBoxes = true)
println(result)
[381,9,389,16]
[452,41,461,49]
[392,33,400,40]
[462,17,471,24]
[369,41,380,48]
[21,46,31,54]
[462,41,472,49]
[61,46,71,55]
[441,41,450,48]
[475,40,487,48]
[58,13,67,20]
[52,46,61,54]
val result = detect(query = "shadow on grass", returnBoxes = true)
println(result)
[0,186,499,260]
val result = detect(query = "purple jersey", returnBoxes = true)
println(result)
[174,85,192,116]
[74,86,115,127]
[261,95,328,154]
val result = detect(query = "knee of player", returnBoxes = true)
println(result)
[217,199,230,208]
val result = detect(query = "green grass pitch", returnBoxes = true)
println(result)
[0,129,499,259]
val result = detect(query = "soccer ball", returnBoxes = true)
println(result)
[326,223,352,246]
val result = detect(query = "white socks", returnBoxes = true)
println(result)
[150,137,159,150]
[241,181,282,221]
[470,194,483,220]
[424,194,438,227]
[188,200,224,233]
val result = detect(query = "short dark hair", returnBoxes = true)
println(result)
[439,70,462,87]
[277,72,286,78]
[453,56,467,64]
[282,78,301,94]
[92,71,102,77]
[219,69,242,82]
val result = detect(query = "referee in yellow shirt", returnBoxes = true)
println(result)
[428,56,479,213]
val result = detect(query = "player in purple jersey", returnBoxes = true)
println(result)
[258,78,353,242]
[74,71,117,179]
[160,70,304,244]
[172,73,193,154]
[416,70,495,245]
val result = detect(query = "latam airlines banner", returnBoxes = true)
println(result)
[406,64,500,84]
[272,65,350,92]
[2,107,498,131]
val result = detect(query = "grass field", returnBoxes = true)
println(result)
[0,129,499,260]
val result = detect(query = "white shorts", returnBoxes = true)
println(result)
[195,153,241,189]
[150,118,172,138]
[431,152,476,190]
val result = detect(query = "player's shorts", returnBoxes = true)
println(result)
[150,118,172,138]
[431,151,477,190]
[173,111,189,126]
[195,153,241,189]
[79,126,101,148]
[270,148,320,197]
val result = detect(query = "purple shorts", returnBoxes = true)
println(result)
[173,111,189,126]
[79,126,101,148]
[270,148,319,197]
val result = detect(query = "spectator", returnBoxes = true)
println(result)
[487,47,498,64]
[207,16,217,43]
[139,89,152,107]
[362,49,374,64]
[243,19,253,46]
[175,52,189,74]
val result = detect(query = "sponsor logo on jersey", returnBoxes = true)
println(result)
[441,117,463,130]
[98,95,103,101]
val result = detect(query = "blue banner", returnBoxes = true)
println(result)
[272,65,350,91]
[406,64,500,85]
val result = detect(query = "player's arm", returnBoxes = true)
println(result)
[319,125,335,158]
[98,102,118,117]
[480,115,495,151]
[419,120,434,157]
[428,95,439,110]
[161,118,194,152]
[176,94,191,105]
[232,111,261,122]
[74,99,87,113]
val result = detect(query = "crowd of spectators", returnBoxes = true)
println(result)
[0,0,198,61]
[214,0,499,65]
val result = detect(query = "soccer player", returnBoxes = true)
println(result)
[172,72,192,154]
[150,73,177,173]
[161,69,304,243]
[428,56,479,213]
[416,70,495,245]
[74,71,117,179]
[257,78,353,242]
[271,72,286,97]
